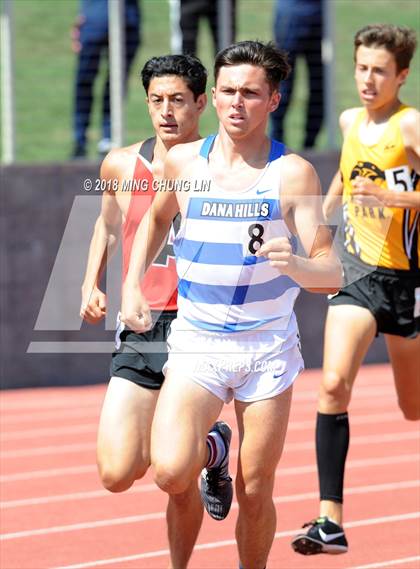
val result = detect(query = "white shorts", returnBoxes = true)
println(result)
[164,317,304,403]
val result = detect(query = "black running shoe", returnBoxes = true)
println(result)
[200,421,233,521]
[291,516,348,555]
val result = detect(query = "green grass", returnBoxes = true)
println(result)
[3,0,420,162]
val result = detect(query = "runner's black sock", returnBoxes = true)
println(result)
[316,412,349,503]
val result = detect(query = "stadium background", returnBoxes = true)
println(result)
[2,0,419,161]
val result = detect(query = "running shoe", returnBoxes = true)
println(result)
[291,516,348,555]
[200,421,233,521]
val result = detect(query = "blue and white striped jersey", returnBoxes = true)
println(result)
[173,135,300,333]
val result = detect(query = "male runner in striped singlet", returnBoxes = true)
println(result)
[292,25,420,556]
[122,41,342,569]
[81,55,234,568]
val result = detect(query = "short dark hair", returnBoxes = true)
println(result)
[214,40,291,92]
[141,54,207,100]
[354,24,417,72]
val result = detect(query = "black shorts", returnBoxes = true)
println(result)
[328,261,420,338]
[110,310,177,389]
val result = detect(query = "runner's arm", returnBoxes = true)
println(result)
[257,156,342,294]
[352,109,420,210]
[323,169,343,221]
[80,153,122,323]
[121,155,180,332]
[322,109,359,220]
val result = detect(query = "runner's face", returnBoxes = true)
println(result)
[354,46,409,110]
[147,76,206,144]
[212,64,279,138]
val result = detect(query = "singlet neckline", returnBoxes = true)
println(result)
[138,136,156,163]
[355,104,407,148]
[198,134,285,196]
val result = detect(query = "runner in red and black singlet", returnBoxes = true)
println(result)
[122,139,178,312]
[80,55,215,567]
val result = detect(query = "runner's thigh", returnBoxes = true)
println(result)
[235,386,293,492]
[97,376,159,476]
[385,334,420,419]
[323,304,377,387]
[151,370,224,477]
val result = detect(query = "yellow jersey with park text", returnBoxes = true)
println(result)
[340,105,419,272]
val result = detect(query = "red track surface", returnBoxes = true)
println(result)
[1,364,419,569]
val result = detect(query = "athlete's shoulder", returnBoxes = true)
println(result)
[399,105,419,118]
[339,107,363,136]
[281,152,320,195]
[399,106,420,131]
[100,141,143,179]
[400,107,420,159]
[282,151,316,172]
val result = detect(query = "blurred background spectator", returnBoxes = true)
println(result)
[180,0,236,56]
[3,1,418,164]
[71,0,141,159]
[271,0,324,148]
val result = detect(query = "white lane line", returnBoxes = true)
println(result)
[0,391,396,428]
[351,556,420,569]
[0,465,96,483]
[2,452,418,486]
[2,429,418,459]
[1,442,95,458]
[0,512,166,541]
[1,483,157,508]
[0,395,103,413]
[0,410,403,439]
[51,512,420,569]
[285,431,420,452]
[0,406,100,426]
[0,460,420,510]
[0,389,398,444]
[0,378,392,415]
[288,411,404,431]
[0,424,97,441]
[292,385,395,402]
[2,479,418,539]
[1,471,418,510]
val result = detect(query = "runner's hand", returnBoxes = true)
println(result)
[256,237,297,274]
[121,283,152,333]
[80,286,106,324]
[351,176,385,207]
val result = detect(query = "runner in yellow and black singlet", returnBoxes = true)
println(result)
[340,104,419,271]
[292,24,420,557]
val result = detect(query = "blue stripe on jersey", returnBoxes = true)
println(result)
[174,238,266,266]
[269,140,285,161]
[183,315,287,332]
[199,136,285,162]
[199,134,216,158]
[178,274,297,305]
[187,198,280,222]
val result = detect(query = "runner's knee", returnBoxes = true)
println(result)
[236,468,275,514]
[320,370,351,408]
[153,461,194,495]
[98,458,149,492]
